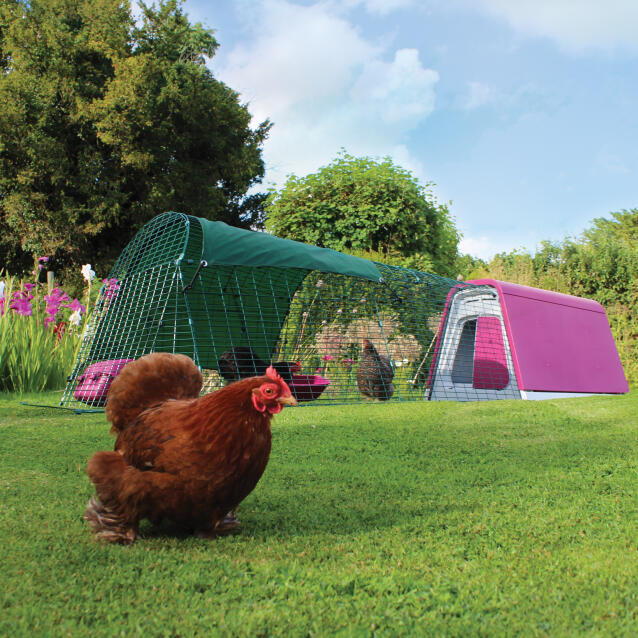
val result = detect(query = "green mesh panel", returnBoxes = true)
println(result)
[183,264,308,370]
[110,212,191,278]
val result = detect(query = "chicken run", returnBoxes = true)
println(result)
[62,211,628,411]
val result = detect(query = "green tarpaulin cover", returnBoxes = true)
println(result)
[198,218,382,282]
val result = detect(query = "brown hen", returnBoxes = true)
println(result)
[356,338,395,401]
[84,352,296,544]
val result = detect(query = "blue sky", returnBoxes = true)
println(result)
[179,0,638,259]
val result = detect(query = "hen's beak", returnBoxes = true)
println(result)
[278,393,298,407]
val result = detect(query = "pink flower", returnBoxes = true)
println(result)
[45,304,59,321]
[38,256,49,271]
[43,288,70,321]
[10,297,32,316]
[316,367,323,374]
[18,285,35,301]
[102,278,120,301]
[65,298,86,314]
[45,288,69,304]
[342,358,354,367]
[322,355,334,362]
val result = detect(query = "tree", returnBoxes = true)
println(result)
[265,152,460,277]
[583,208,638,247]
[0,0,270,279]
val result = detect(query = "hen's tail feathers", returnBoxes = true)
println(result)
[105,353,202,432]
[84,495,137,545]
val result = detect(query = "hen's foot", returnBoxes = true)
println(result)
[196,511,242,539]
[84,495,137,545]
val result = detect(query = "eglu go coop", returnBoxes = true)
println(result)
[62,212,628,409]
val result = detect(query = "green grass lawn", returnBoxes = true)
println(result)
[1,391,637,637]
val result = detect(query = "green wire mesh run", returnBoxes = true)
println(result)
[62,213,521,409]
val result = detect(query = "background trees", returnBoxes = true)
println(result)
[265,152,460,278]
[0,0,269,281]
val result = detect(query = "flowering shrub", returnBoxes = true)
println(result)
[0,268,96,393]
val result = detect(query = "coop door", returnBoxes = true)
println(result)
[472,316,509,390]
[450,317,508,389]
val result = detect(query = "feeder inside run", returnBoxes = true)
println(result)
[61,212,628,410]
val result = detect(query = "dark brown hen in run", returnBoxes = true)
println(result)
[356,338,395,401]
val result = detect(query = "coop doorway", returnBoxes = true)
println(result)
[428,287,521,401]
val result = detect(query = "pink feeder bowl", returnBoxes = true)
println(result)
[74,358,133,405]
[289,374,330,402]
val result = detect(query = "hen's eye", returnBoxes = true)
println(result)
[263,387,274,395]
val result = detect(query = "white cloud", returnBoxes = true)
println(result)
[459,235,525,261]
[215,0,439,186]
[351,49,438,124]
[356,0,417,16]
[474,0,638,53]
[463,81,493,110]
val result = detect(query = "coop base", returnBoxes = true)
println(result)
[519,390,625,400]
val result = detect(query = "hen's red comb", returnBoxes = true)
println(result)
[265,365,293,395]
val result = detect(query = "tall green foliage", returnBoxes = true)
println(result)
[465,209,638,387]
[0,0,270,279]
[0,277,80,393]
[265,152,460,277]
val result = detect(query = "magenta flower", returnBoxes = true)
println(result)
[38,256,49,271]
[45,303,60,321]
[322,354,334,362]
[43,287,70,325]
[65,298,86,314]
[19,284,35,301]
[10,297,32,316]
[102,278,120,301]
[44,288,70,305]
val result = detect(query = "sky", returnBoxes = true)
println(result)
[178,0,638,260]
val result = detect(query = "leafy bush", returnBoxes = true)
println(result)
[266,151,460,277]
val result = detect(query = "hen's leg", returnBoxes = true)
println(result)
[195,510,242,538]
[84,495,137,545]
[216,509,242,534]
[86,451,187,544]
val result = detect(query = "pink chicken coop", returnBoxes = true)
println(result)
[427,279,629,401]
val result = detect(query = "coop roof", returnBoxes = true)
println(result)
[197,218,382,282]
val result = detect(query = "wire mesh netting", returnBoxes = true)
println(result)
[62,213,521,409]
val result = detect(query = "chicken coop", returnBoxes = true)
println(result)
[61,212,628,410]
